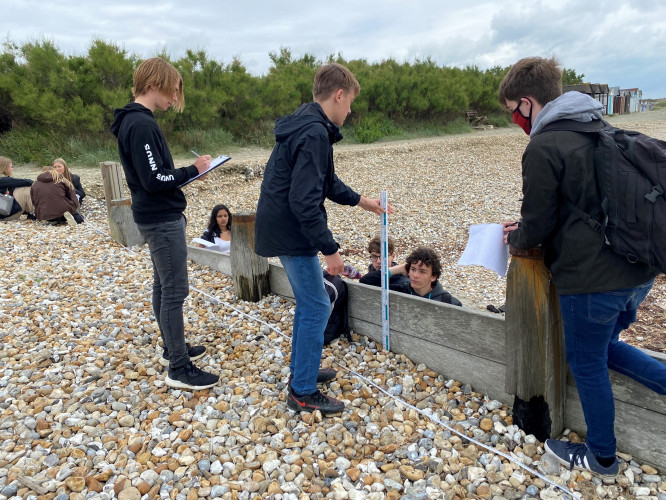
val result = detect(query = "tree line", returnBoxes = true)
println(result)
[0,39,585,163]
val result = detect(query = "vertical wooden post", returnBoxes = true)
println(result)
[230,213,270,301]
[100,161,144,247]
[505,246,567,441]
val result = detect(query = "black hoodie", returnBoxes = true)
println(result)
[254,102,361,257]
[109,103,198,224]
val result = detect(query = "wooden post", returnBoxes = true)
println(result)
[230,213,270,301]
[100,161,144,247]
[505,246,567,441]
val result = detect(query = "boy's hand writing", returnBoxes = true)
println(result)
[193,155,211,174]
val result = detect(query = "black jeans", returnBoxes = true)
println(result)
[137,216,190,369]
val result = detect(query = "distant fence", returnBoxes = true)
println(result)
[187,246,666,470]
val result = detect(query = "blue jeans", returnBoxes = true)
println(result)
[279,255,331,395]
[559,279,665,458]
[137,217,190,369]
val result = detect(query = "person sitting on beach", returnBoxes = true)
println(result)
[31,166,83,226]
[347,234,411,286]
[198,204,232,254]
[52,158,86,204]
[0,156,36,221]
[360,246,462,305]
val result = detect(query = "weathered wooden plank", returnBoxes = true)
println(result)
[187,245,232,275]
[268,263,293,298]
[504,252,567,440]
[230,213,269,301]
[107,202,144,247]
[350,315,512,404]
[565,385,666,471]
[348,281,505,361]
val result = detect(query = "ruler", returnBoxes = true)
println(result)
[380,191,390,351]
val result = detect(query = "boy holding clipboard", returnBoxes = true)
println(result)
[110,57,219,391]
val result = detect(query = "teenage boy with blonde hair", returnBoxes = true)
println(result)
[500,56,663,477]
[255,63,390,414]
[110,57,218,391]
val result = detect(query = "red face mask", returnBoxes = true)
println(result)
[512,98,532,135]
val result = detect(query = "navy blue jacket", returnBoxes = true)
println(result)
[109,103,198,224]
[255,102,361,256]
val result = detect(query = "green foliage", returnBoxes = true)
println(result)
[0,37,590,157]
[562,67,585,85]
[352,113,399,144]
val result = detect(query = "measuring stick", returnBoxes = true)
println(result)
[380,191,390,351]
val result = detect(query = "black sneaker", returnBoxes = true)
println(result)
[159,343,207,367]
[287,386,344,414]
[288,368,337,386]
[165,362,219,390]
[544,439,619,477]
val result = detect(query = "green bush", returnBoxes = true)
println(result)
[352,113,399,143]
[485,112,512,128]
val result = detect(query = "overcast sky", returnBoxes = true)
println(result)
[4,0,666,98]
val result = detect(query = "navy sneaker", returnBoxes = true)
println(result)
[287,368,337,386]
[544,439,619,477]
[287,385,344,414]
[165,362,219,390]
[160,343,206,367]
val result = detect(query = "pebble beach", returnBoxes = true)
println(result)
[1,110,665,499]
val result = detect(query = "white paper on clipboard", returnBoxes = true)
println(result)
[178,155,231,188]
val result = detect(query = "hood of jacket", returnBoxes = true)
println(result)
[109,102,154,137]
[36,171,54,183]
[274,102,343,144]
[531,91,604,137]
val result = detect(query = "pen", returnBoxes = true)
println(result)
[191,150,200,158]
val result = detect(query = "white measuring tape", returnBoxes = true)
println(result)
[380,191,390,351]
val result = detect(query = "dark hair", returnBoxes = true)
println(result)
[367,234,395,255]
[405,246,442,285]
[313,63,360,100]
[498,56,562,108]
[207,204,232,236]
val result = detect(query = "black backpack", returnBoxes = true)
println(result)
[322,271,351,345]
[543,120,665,274]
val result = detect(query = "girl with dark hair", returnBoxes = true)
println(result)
[199,204,232,254]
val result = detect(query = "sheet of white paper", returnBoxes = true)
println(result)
[457,223,510,276]
[191,238,223,252]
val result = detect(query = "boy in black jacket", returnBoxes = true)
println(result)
[110,57,218,391]
[500,57,663,477]
[255,63,389,415]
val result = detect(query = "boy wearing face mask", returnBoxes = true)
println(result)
[500,57,662,478]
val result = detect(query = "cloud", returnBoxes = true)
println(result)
[3,0,665,97]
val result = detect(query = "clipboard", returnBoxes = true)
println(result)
[178,155,231,188]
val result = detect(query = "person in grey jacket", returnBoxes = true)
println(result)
[500,56,663,478]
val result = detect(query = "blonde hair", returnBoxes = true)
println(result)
[52,158,73,185]
[41,166,73,189]
[0,156,11,177]
[132,57,185,112]
[313,63,360,100]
